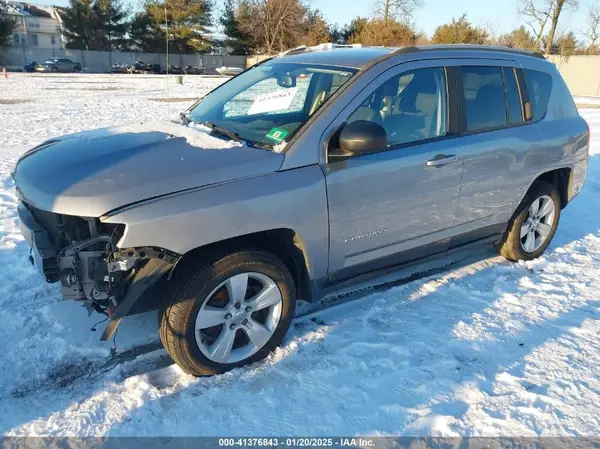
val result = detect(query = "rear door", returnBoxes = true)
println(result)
[449,59,546,242]
[324,60,464,280]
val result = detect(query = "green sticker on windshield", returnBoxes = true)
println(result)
[266,127,289,143]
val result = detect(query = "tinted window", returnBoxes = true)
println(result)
[548,74,578,119]
[503,68,523,124]
[524,69,553,121]
[189,63,356,150]
[346,67,447,147]
[224,74,313,118]
[460,66,506,132]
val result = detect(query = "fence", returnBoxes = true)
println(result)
[0,46,247,73]
[546,54,600,97]
[3,47,600,97]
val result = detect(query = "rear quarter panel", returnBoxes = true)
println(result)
[102,165,330,280]
[521,58,589,203]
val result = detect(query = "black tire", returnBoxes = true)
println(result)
[497,181,561,261]
[159,249,296,376]
[73,66,81,72]
[51,67,58,73]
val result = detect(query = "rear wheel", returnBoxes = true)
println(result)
[159,249,296,376]
[497,181,561,261]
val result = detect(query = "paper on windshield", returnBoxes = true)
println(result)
[248,88,299,115]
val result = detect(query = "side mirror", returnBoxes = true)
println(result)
[336,120,387,157]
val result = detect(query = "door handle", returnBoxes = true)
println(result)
[426,154,457,167]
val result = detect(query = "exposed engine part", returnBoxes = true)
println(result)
[61,269,77,287]
[19,203,181,334]
[107,257,136,273]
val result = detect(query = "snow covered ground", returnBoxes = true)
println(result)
[1,73,600,437]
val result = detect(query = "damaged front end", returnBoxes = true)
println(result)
[18,202,180,340]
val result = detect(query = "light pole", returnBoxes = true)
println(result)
[165,4,169,76]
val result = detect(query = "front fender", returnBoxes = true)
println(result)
[102,165,329,280]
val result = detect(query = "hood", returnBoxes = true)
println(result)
[13,121,284,217]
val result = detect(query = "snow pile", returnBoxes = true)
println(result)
[112,121,243,149]
[0,74,599,436]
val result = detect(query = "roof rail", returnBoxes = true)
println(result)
[278,43,362,57]
[391,44,546,60]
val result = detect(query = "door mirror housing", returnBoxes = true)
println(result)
[336,120,387,157]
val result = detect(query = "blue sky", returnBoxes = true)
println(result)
[32,0,592,40]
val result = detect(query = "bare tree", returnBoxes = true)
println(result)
[518,0,578,53]
[373,0,423,23]
[480,20,500,44]
[545,0,578,54]
[584,2,600,54]
[239,0,306,54]
[518,0,554,48]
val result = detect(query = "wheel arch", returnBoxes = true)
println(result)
[173,228,313,303]
[531,167,572,209]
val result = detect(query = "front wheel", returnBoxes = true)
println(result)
[497,181,561,261]
[159,249,296,376]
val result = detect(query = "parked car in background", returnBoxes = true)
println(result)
[128,61,161,74]
[110,63,129,74]
[24,61,37,72]
[13,44,589,377]
[167,65,185,74]
[35,58,82,73]
[184,65,204,75]
[216,66,244,76]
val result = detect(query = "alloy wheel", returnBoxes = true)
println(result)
[194,272,283,364]
[520,195,556,253]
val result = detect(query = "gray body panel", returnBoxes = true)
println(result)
[14,45,589,302]
[103,166,330,280]
[13,123,284,217]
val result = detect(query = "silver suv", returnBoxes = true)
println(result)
[14,45,589,376]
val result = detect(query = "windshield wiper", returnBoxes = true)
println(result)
[197,121,241,143]
[179,112,190,126]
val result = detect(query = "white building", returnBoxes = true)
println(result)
[6,2,64,51]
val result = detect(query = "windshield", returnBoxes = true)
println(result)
[187,62,357,150]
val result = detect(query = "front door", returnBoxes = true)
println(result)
[324,62,464,280]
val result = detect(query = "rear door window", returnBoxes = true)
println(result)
[524,69,553,121]
[459,66,507,132]
[503,67,523,124]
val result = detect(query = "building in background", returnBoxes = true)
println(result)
[198,32,229,55]
[6,2,64,52]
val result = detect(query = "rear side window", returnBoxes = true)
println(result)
[524,69,552,121]
[459,66,506,132]
[503,68,523,124]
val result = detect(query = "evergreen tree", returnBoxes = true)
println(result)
[547,31,579,56]
[431,14,489,44]
[146,0,212,53]
[302,9,331,46]
[348,18,418,46]
[92,0,129,51]
[331,17,367,44]
[60,0,129,50]
[0,0,16,47]
[128,10,164,52]
[60,0,96,50]
[220,0,253,54]
[497,26,538,50]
